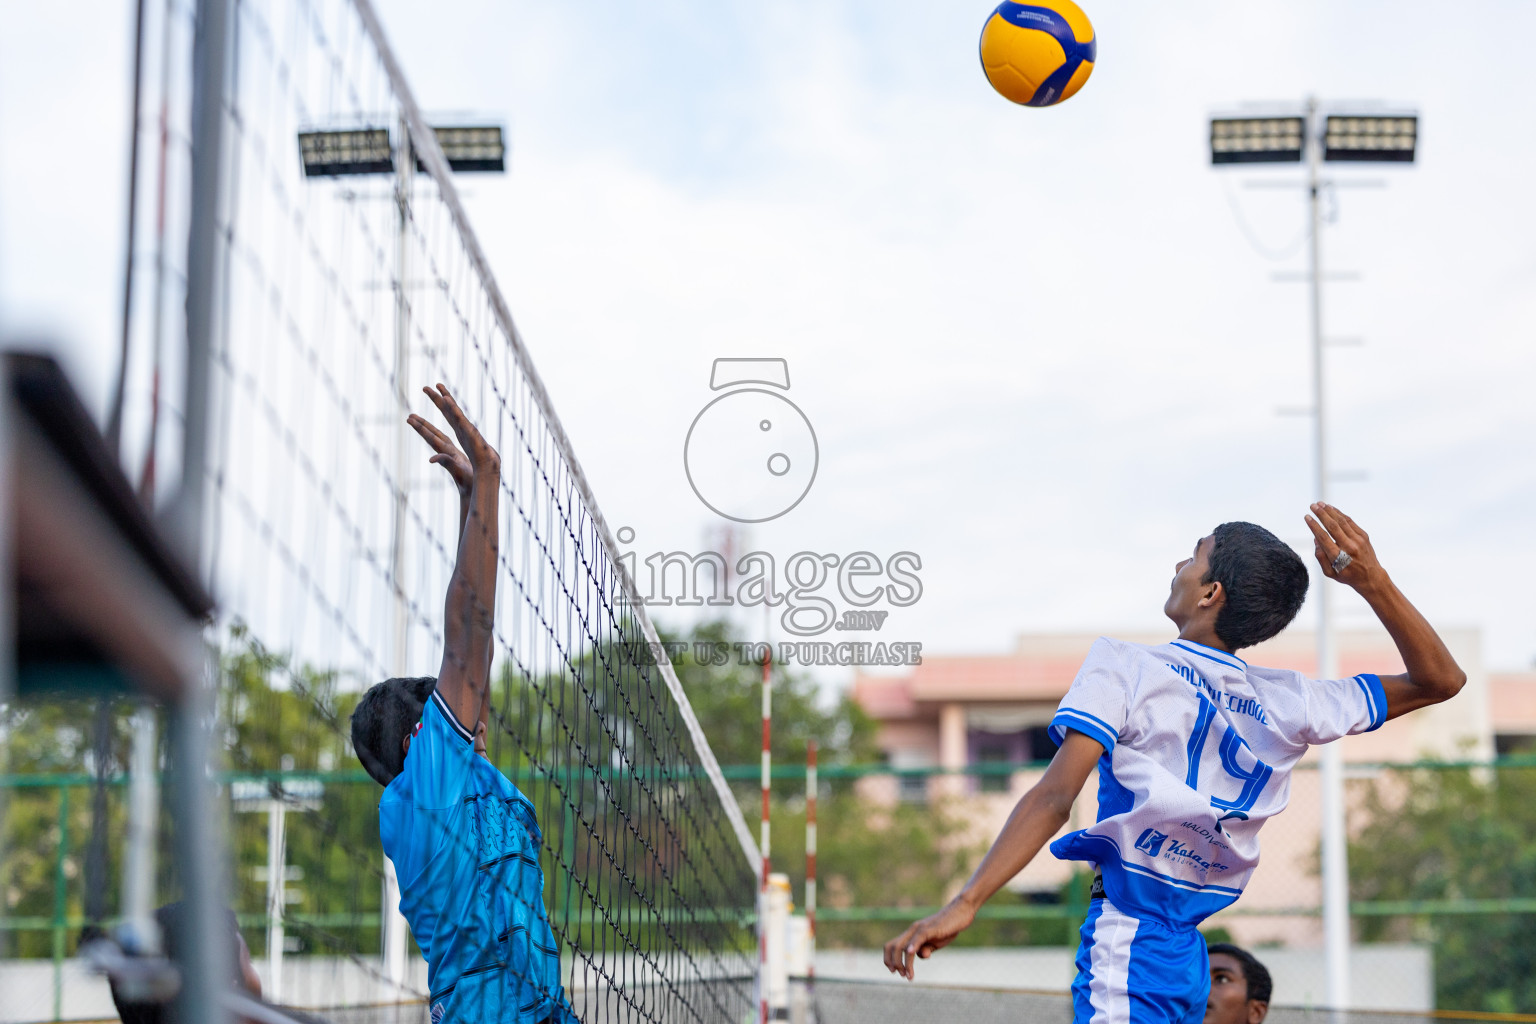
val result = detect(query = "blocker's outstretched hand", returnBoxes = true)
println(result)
[1304,502,1382,592]
[409,383,499,493]
[422,381,501,738]
[408,408,472,498]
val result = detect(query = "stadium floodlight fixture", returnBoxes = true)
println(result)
[299,124,505,178]
[1324,114,1417,163]
[421,125,506,173]
[298,128,393,177]
[1209,116,1305,164]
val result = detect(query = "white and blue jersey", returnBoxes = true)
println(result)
[380,689,575,1024]
[1048,637,1386,1023]
[1049,636,1385,928]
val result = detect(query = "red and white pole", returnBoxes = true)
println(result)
[759,644,772,1024]
[806,739,818,998]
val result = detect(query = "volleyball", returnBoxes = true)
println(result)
[978,1,1097,107]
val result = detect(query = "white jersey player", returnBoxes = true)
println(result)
[884,504,1466,1024]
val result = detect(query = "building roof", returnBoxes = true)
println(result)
[852,629,1466,723]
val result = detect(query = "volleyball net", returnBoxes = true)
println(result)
[111,0,760,1018]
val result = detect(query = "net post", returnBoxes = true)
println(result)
[171,0,233,1019]
[265,801,287,1004]
[380,105,415,999]
[121,706,160,955]
[51,783,70,1020]
[167,665,232,1024]
[760,643,772,1024]
[806,740,817,998]
[765,873,791,1018]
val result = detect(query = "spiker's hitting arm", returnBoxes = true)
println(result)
[410,383,500,734]
[1305,502,1467,720]
[882,729,1102,980]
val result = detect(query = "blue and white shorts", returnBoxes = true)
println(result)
[1071,896,1209,1024]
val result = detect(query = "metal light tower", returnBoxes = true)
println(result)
[1211,100,1417,1012]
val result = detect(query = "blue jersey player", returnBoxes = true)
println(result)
[351,383,576,1024]
[884,509,1466,1024]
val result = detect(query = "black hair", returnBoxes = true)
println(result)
[1207,942,1273,1003]
[107,902,244,1024]
[1203,522,1309,651]
[351,676,436,786]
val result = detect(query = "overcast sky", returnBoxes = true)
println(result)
[3,1,1533,677]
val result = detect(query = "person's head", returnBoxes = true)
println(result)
[350,676,436,786]
[108,902,260,1024]
[1164,522,1309,651]
[1205,943,1272,1024]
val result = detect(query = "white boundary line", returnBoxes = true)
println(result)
[350,0,763,881]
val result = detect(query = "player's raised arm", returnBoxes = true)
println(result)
[1304,502,1466,721]
[410,383,500,733]
[882,729,1102,980]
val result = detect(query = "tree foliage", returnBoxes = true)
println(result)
[659,618,879,791]
[1349,765,1536,1012]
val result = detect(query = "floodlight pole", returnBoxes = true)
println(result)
[122,706,160,953]
[172,0,234,1020]
[297,118,504,998]
[265,801,288,1003]
[1304,94,1352,1014]
[381,114,415,993]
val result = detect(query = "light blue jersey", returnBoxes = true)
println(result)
[380,689,575,1024]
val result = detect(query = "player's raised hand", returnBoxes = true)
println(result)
[419,383,499,478]
[407,408,473,498]
[1304,502,1382,591]
[882,898,975,981]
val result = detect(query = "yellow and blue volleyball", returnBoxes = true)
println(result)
[979,2,1096,107]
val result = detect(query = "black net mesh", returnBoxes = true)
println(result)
[112,0,760,1019]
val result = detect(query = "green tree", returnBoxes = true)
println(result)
[661,618,879,794]
[1,696,144,957]
[216,626,378,959]
[1349,764,1536,1012]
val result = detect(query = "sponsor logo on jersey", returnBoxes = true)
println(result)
[1180,820,1230,850]
[1164,839,1230,877]
[1134,828,1169,857]
[430,1001,445,1024]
